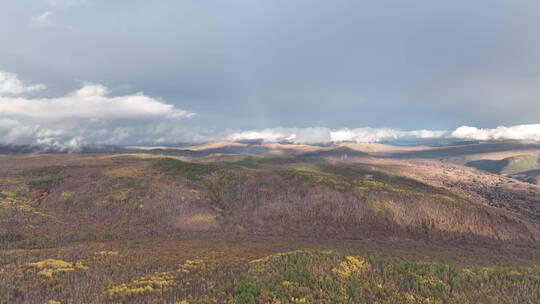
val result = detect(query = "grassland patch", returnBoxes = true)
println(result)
[59,191,74,204]
[94,250,119,258]
[106,271,174,300]
[154,158,218,179]
[367,198,393,215]
[21,165,63,177]
[26,259,83,279]
[282,168,353,191]
[225,156,262,169]
[320,163,438,194]
[104,165,145,178]
[174,213,219,231]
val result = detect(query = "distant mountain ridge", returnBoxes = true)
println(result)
[466,154,540,175]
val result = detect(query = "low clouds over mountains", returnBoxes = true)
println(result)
[1,70,539,149]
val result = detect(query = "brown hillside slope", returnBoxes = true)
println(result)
[1,154,538,250]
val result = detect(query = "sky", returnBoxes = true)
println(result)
[1,0,540,148]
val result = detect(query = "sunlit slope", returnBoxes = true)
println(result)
[1,155,538,249]
[466,154,540,175]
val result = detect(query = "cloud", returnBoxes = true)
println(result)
[32,11,54,27]
[32,2,91,29]
[0,71,46,95]
[296,127,332,144]
[226,128,295,143]
[0,71,196,148]
[0,83,193,120]
[35,136,87,152]
[2,72,539,150]
[227,125,540,144]
[329,128,448,143]
[226,127,449,144]
[451,125,540,141]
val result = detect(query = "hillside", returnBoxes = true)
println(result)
[1,151,540,303]
[510,169,540,185]
[1,154,538,247]
[386,142,540,159]
[463,154,540,187]
[465,154,540,174]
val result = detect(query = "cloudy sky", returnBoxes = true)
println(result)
[1,0,540,147]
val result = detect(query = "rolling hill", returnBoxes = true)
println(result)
[2,143,540,303]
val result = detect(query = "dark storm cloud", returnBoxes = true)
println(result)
[1,0,540,145]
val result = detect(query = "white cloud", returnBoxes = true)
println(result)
[0,71,46,95]
[226,125,540,144]
[451,124,540,141]
[296,127,332,144]
[32,1,92,29]
[226,127,449,144]
[2,72,540,150]
[0,83,193,120]
[330,128,448,143]
[32,11,54,27]
[36,136,86,152]
[0,71,196,148]
[227,128,296,143]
